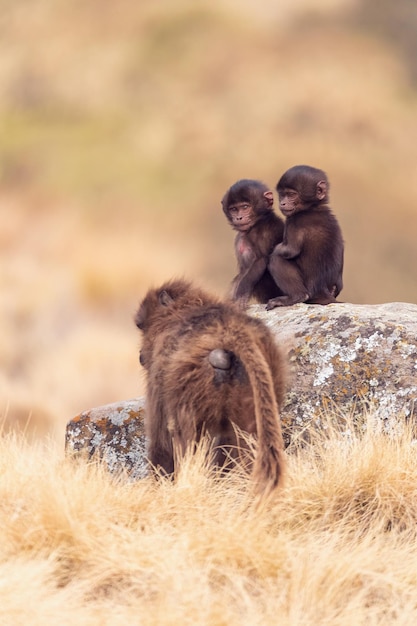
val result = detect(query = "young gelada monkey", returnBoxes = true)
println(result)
[266,165,344,309]
[222,179,285,305]
[135,279,286,497]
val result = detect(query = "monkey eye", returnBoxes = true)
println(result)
[279,190,297,202]
[229,203,250,212]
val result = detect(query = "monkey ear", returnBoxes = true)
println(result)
[134,306,146,329]
[263,190,274,206]
[316,181,327,201]
[159,290,174,306]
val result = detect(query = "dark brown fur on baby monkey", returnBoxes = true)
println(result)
[135,279,286,496]
[266,165,344,309]
[222,179,285,305]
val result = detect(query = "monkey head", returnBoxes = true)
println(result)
[222,179,274,233]
[276,165,329,217]
[135,279,215,368]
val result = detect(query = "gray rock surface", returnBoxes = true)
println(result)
[252,301,417,442]
[65,301,417,472]
[65,397,147,478]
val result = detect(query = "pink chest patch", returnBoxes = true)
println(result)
[237,239,254,261]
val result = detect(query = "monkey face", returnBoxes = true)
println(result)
[277,189,303,217]
[222,180,275,233]
[227,202,257,232]
[276,165,329,216]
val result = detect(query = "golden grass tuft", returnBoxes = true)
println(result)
[1,412,417,623]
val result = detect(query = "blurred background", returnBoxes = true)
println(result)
[1,0,416,441]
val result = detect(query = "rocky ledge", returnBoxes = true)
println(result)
[66,301,417,475]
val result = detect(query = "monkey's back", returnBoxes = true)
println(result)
[151,303,283,437]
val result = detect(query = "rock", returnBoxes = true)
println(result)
[65,397,147,479]
[252,301,417,443]
[65,301,417,471]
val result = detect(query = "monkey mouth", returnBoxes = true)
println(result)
[280,208,295,217]
[233,222,252,232]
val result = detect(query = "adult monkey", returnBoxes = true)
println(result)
[266,165,344,309]
[222,179,285,305]
[135,279,286,497]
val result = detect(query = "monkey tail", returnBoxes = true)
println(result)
[237,341,285,498]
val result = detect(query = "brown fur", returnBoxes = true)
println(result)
[267,165,344,309]
[221,179,285,305]
[135,279,286,496]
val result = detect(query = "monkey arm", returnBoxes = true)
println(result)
[272,220,305,259]
[233,257,268,299]
[272,239,301,260]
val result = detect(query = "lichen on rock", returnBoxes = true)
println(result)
[253,301,417,442]
[65,398,147,479]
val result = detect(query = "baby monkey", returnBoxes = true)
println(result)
[267,165,344,308]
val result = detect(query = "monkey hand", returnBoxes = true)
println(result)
[272,243,298,260]
[265,298,279,310]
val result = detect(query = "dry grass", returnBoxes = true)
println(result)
[1,413,417,624]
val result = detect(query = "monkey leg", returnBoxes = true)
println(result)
[307,291,338,305]
[266,254,308,308]
[147,441,175,476]
[233,258,268,301]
